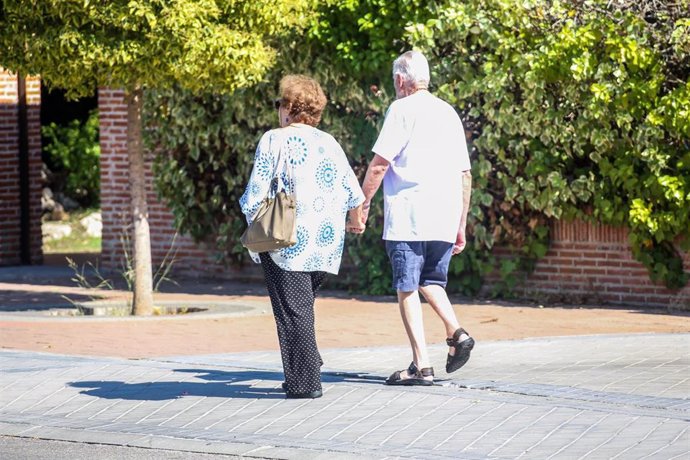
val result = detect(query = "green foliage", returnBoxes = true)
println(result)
[0,0,317,314]
[309,0,436,77]
[0,0,314,97]
[407,0,689,290]
[149,0,688,295]
[42,110,100,207]
[147,1,424,292]
[146,38,388,265]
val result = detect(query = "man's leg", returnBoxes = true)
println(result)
[398,290,431,371]
[420,284,471,349]
[418,242,473,372]
[385,241,433,383]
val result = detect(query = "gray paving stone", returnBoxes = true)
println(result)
[1,334,689,459]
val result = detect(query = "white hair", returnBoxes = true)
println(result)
[392,50,430,86]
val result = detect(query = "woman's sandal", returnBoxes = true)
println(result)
[446,327,475,373]
[385,362,434,386]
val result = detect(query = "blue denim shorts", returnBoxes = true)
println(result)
[385,240,454,292]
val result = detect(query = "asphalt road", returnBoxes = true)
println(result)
[0,436,249,460]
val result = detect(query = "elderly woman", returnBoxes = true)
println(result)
[240,75,365,399]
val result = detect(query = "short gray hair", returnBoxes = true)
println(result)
[392,51,430,86]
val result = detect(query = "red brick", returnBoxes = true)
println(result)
[0,69,42,264]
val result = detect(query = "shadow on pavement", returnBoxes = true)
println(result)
[71,369,288,400]
[0,266,78,288]
[0,290,93,311]
[69,368,386,401]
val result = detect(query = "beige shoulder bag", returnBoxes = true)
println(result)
[240,136,297,253]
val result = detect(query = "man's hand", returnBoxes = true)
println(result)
[361,202,371,226]
[452,228,466,255]
[453,170,472,256]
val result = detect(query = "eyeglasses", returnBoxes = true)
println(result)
[273,98,282,110]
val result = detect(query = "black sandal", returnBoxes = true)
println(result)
[446,328,475,373]
[385,362,434,386]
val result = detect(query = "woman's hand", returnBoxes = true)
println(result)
[347,205,366,234]
[347,221,366,233]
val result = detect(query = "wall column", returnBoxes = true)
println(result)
[0,69,42,265]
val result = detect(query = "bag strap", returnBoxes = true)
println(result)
[271,130,294,195]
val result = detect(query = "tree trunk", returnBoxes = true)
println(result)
[126,86,154,315]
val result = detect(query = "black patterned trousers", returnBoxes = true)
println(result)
[259,253,326,394]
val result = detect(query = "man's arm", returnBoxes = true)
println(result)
[360,154,390,224]
[453,170,472,255]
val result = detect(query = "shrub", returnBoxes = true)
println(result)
[145,0,416,280]
[147,0,689,294]
[408,0,689,290]
[42,109,100,207]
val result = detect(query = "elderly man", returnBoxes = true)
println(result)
[361,50,474,385]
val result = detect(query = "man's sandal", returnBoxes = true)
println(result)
[385,362,434,386]
[446,328,475,373]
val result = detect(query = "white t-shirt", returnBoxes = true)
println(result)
[372,91,471,242]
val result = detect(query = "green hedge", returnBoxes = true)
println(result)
[408,0,690,290]
[146,0,689,294]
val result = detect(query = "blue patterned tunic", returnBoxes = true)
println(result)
[239,124,364,274]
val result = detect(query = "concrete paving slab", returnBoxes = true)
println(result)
[1,334,688,459]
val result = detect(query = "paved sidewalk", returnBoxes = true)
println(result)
[1,333,688,459]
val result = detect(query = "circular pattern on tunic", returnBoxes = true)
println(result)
[255,153,274,179]
[327,249,341,267]
[246,129,354,276]
[282,226,308,259]
[341,174,355,206]
[304,253,323,271]
[249,181,262,198]
[316,221,336,247]
[316,159,337,190]
[286,136,308,165]
[313,196,325,212]
[279,172,296,194]
[296,200,307,217]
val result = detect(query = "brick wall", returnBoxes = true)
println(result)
[485,220,690,309]
[98,88,251,279]
[0,69,42,265]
